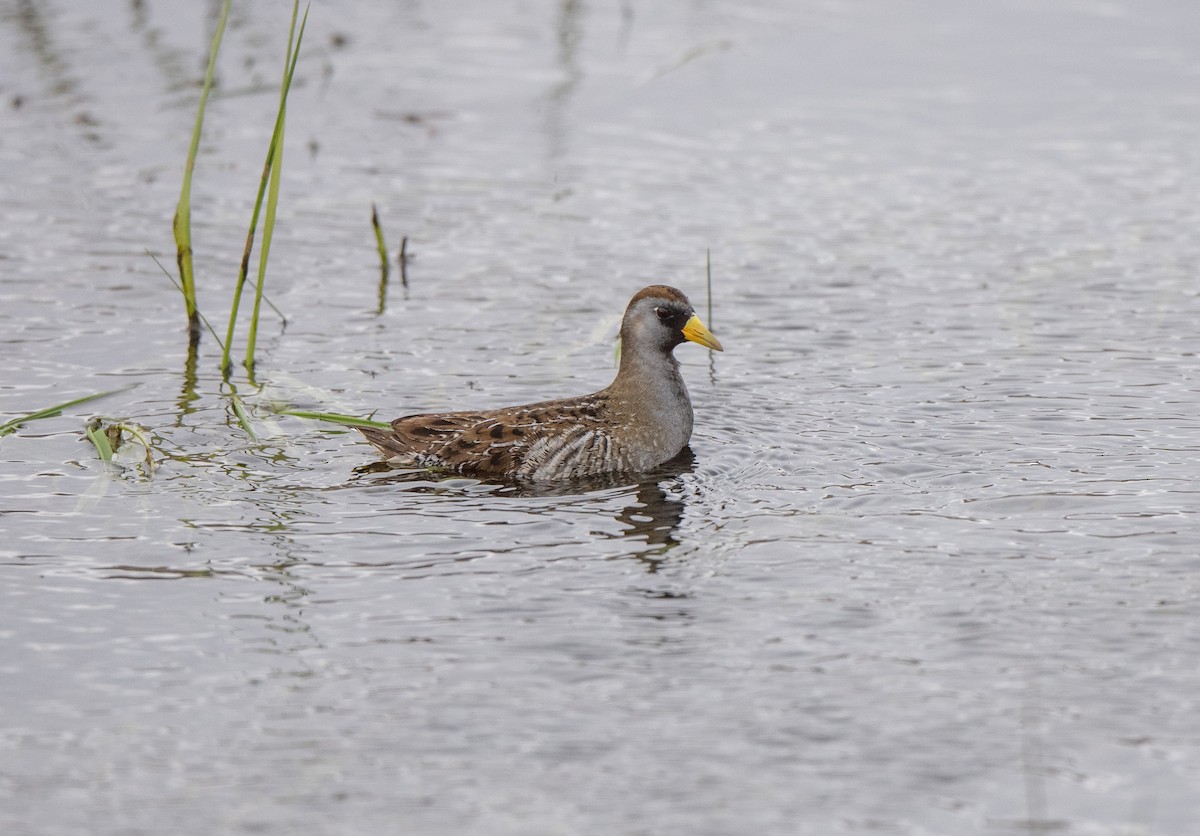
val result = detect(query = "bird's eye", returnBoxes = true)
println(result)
[654,307,671,322]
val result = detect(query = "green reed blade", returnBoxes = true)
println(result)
[82,419,156,475]
[372,202,390,273]
[230,391,258,440]
[85,422,114,461]
[173,0,231,345]
[398,235,410,288]
[277,409,391,430]
[374,204,390,313]
[0,388,131,437]
[244,1,308,377]
[223,141,274,378]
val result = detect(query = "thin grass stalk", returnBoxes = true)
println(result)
[173,0,232,345]
[0,388,131,438]
[222,141,276,377]
[230,391,258,440]
[2,388,126,436]
[373,204,390,313]
[149,250,226,349]
[372,203,389,275]
[244,2,308,376]
[219,1,300,380]
[277,409,391,430]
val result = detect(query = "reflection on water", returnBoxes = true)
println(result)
[11,0,78,102]
[612,448,692,570]
[353,446,695,571]
[544,0,584,166]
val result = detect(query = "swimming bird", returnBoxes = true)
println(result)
[358,285,723,480]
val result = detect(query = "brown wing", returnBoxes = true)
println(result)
[424,398,604,474]
[444,396,612,477]
[388,411,491,450]
[358,394,614,478]
[357,411,488,464]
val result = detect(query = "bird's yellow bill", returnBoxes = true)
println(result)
[682,314,723,351]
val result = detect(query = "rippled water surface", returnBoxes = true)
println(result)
[3,1,1200,834]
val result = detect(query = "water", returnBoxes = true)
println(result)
[3,1,1200,833]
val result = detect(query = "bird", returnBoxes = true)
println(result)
[357,285,723,481]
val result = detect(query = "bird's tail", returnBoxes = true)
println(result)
[356,425,405,458]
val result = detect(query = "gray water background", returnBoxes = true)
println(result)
[2,1,1199,833]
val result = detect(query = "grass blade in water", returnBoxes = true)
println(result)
[173,0,231,345]
[244,2,309,377]
[84,419,156,475]
[230,392,259,441]
[85,419,115,462]
[0,388,132,438]
[222,140,273,378]
[117,422,157,475]
[277,409,391,430]
[374,204,390,313]
[372,203,390,276]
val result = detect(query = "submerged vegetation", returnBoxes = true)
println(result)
[85,418,156,476]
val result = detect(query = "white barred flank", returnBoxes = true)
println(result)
[522,427,624,480]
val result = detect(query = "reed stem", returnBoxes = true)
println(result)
[244,1,309,377]
[372,203,390,276]
[173,0,231,346]
[373,204,390,314]
[85,420,115,461]
[223,142,276,378]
